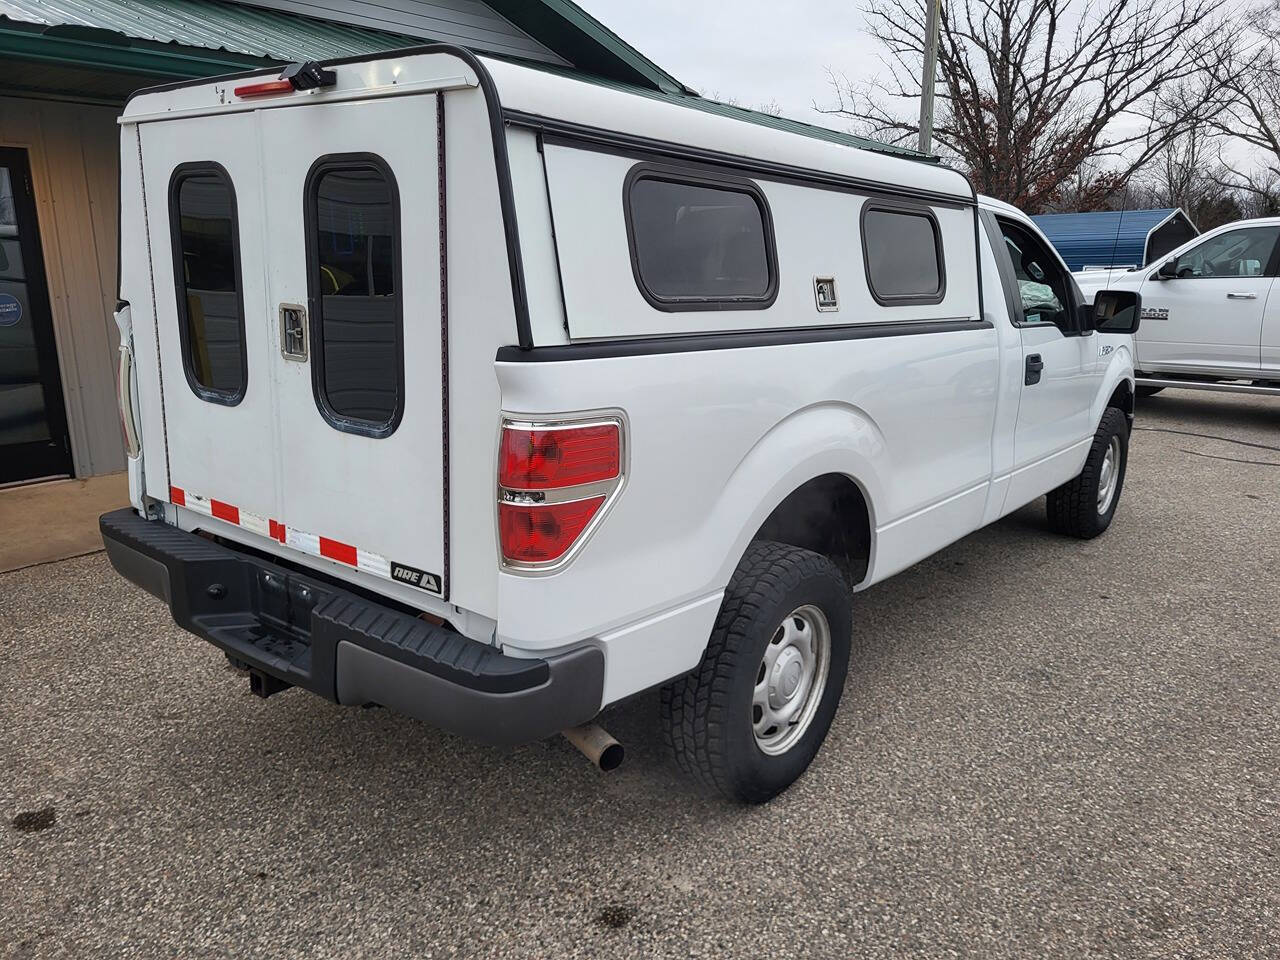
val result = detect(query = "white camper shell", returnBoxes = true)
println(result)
[104,46,1141,801]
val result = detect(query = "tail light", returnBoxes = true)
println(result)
[498,418,623,567]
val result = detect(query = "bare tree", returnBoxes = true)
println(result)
[1205,1,1280,210]
[1135,124,1243,228]
[821,0,1229,212]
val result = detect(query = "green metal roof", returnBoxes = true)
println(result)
[0,0,692,96]
[486,0,689,96]
[0,0,923,160]
[0,0,417,69]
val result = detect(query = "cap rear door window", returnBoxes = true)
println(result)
[170,164,247,404]
[305,156,402,437]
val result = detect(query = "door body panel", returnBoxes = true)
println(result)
[1136,276,1269,374]
[141,112,277,515]
[983,210,1099,508]
[1263,283,1280,376]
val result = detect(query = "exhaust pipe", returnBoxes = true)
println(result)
[562,723,624,771]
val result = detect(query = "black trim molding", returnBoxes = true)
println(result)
[303,152,405,439]
[622,162,780,312]
[168,160,248,407]
[513,110,976,210]
[860,200,947,307]
[495,318,993,362]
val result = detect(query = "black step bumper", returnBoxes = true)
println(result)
[99,508,602,745]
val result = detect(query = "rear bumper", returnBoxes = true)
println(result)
[100,508,603,745]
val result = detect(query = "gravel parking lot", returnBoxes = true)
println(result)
[2,388,1277,959]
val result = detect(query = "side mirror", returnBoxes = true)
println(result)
[1155,259,1178,280]
[1093,289,1141,335]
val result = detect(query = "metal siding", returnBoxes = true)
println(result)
[1033,209,1181,271]
[0,0,425,62]
[0,96,124,476]
[234,0,565,63]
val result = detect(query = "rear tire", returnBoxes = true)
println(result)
[1136,385,1164,398]
[1046,406,1129,539]
[661,540,851,804]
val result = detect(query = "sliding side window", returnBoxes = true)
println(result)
[861,203,946,305]
[170,163,247,404]
[625,165,778,311]
[305,155,402,437]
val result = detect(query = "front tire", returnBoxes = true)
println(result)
[661,541,852,804]
[1046,406,1129,539]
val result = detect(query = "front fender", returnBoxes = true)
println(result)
[704,401,886,588]
[1092,338,1136,426]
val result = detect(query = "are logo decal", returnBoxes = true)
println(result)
[1141,306,1169,321]
[390,561,442,595]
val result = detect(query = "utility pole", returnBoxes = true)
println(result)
[918,0,940,154]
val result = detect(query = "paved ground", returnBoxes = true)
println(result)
[2,389,1277,959]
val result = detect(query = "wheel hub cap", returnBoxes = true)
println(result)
[1097,435,1122,515]
[752,604,833,756]
[770,648,805,707]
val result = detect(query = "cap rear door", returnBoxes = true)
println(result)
[140,112,279,528]
[258,94,446,598]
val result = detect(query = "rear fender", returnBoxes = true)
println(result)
[705,401,884,588]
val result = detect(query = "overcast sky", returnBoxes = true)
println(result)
[574,0,1268,178]
[575,0,886,127]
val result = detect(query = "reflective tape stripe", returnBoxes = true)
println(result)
[167,486,420,591]
[357,548,391,579]
[286,527,319,556]
[210,499,239,524]
[318,536,357,567]
[239,511,271,538]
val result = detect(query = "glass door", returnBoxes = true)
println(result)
[0,147,72,484]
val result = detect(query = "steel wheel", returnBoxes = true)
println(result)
[752,603,831,756]
[1096,434,1122,515]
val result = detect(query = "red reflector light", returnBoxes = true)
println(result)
[499,423,620,490]
[499,497,606,564]
[233,78,294,98]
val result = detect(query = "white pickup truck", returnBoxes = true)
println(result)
[1075,217,1280,397]
[102,46,1141,802]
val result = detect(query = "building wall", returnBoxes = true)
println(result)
[1,96,124,478]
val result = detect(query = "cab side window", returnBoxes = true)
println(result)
[1171,227,1280,279]
[997,219,1073,330]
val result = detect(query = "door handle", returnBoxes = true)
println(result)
[1226,292,1258,300]
[279,303,308,361]
[1025,353,1044,386]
